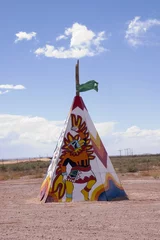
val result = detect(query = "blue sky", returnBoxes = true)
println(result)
[0,0,160,158]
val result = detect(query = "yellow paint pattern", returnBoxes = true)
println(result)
[90,133,102,148]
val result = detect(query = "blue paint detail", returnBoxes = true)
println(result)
[62,172,67,176]
[66,193,72,198]
[98,179,128,201]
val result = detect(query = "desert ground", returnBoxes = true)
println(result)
[0,174,160,240]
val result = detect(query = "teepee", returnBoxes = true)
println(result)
[40,61,128,203]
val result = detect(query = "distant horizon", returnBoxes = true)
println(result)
[1,152,160,162]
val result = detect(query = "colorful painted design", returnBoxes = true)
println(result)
[91,173,128,201]
[46,114,97,202]
[89,132,108,168]
[40,175,51,201]
[40,96,128,203]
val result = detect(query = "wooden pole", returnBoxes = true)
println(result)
[75,60,80,96]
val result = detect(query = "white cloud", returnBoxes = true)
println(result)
[95,122,117,137]
[112,126,160,155]
[65,23,96,47]
[15,31,37,43]
[0,84,25,90]
[113,125,160,139]
[0,114,63,145]
[0,90,10,95]
[56,35,68,41]
[35,22,108,58]
[0,114,160,158]
[125,16,160,46]
[0,85,25,95]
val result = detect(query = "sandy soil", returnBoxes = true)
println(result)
[0,175,160,240]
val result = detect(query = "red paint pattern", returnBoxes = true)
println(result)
[71,96,87,111]
[91,136,108,168]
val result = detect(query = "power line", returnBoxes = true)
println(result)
[118,149,123,156]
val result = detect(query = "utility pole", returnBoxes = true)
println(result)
[118,149,123,157]
[124,148,130,156]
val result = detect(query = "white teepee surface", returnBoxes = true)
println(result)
[40,96,128,202]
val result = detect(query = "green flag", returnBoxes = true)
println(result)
[76,80,98,93]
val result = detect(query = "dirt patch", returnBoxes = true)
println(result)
[0,176,160,240]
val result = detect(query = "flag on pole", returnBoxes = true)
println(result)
[76,80,98,93]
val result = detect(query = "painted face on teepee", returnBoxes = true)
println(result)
[68,139,85,151]
[68,140,80,151]
[63,133,85,155]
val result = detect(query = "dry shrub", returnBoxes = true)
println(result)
[0,161,50,181]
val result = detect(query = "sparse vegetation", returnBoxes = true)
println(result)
[127,164,138,173]
[0,160,50,180]
[0,155,160,180]
[111,155,160,173]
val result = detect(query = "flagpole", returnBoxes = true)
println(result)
[75,60,80,96]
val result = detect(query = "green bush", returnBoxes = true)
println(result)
[0,165,7,172]
[127,164,138,173]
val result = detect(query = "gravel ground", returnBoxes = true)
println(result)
[0,175,160,240]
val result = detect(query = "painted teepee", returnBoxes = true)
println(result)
[40,61,128,203]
